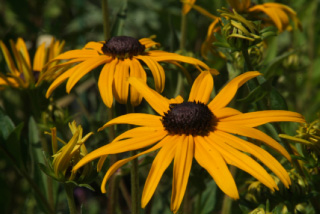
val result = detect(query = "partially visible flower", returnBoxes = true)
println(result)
[43,36,217,108]
[0,37,64,88]
[201,18,223,60]
[73,71,304,213]
[182,0,196,15]
[46,121,93,182]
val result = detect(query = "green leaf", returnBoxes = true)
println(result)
[0,108,15,139]
[269,87,288,110]
[193,180,217,214]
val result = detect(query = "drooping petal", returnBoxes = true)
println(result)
[194,136,239,199]
[100,135,172,192]
[54,49,100,60]
[73,129,168,173]
[66,55,109,93]
[135,55,165,93]
[219,110,305,127]
[98,58,117,108]
[207,133,278,190]
[112,59,130,104]
[0,41,18,74]
[171,135,194,213]
[98,113,163,131]
[188,71,213,104]
[139,38,160,49]
[208,71,261,111]
[46,66,76,97]
[128,77,170,116]
[216,122,291,161]
[141,135,179,207]
[33,43,46,72]
[129,58,147,106]
[215,130,291,187]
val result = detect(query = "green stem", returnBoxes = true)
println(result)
[101,0,110,40]
[242,47,254,71]
[180,12,187,51]
[127,103,139,214]
[64,183,77,214]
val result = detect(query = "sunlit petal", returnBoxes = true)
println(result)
[188,71,213,104]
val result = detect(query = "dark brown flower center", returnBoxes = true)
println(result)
[101,36,145,59]
[161,101,216,136]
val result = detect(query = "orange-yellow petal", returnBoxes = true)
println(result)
[129,58,147,106]
[214,107,242,119]
[33,43,46,72]
[216,122,291,161]
[208,71,261,111]
[98,113,163,131]
[98,58,117,108]
[188,71,213,104]
[141,135,179,207]
[128,77,170,116]
[194,136,239,199]
[171,135,194,213]
[113,59,130,104]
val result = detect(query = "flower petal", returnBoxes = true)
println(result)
[219,110,305,126]
[100,135,172,192]
[129,58,147,106]
[135,55,165,92]
[141,135,179,207]
[66,55,108,93]
[194,136,239,199]
[214,107,242,119]
[171,135,194,213]
[54,49,100,60]
[73,129,168,173]
[112,59,130,104]
[98,113,163,131]
[0,41,18,74]
[33,43,46,72]
[46,66,76,97]
[207,133,278,190]
[128,77,170,116]
[215,130,291,188]
[98,58,117,108]
[216,122,291,161]
[208,71,261,111]
[112,126,164,143]
[188,71,213,104]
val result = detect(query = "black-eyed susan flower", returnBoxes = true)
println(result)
[46,121,93,182]
[44,36,217,107]
[0,37,64,88]
[73,71,305,213]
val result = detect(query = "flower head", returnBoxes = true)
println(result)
[73,71,304,213]
[47,121,93,182]
[0,37,64,88]
[43,36,216,107]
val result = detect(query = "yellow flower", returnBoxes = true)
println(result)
[0,37,64,88]
[228,0,301,32]
[73,71,304,213]
[44,36,216,107]
[48,121,93,181]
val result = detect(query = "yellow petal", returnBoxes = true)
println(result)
[135,55,165,92]
[169,95,184,104]
[54,49,100,60]
[97,155,108,172]
[182,0,196,15]
[73,129,168,173]
[208,71,261,111]
[219,110,305,126]
[216,122,291,161]
[214,107,242,119]
[139,38,160,49]
[215,130,291,188]
[98,58,117,108]
[83,41,104,52]
[98,113,163,131]
[66,55,108,93]
[112,59,130,104]
[129,58,147,106]
[170,135,194,213]
[141,135,179,207]
[0,41,18,74]
[194,136,239,199]
[128,77,170,116]
[100,136,170,193]
[16,38,31,68]
[207,133,278,190]
[188,71,213,104]
[147,50,210,71]
[33,43,46,72]
[46,66,75,97]
[112,126,163,142]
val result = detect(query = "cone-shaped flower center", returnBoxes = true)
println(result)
[102,36,146,59]
[162,101,216,136]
